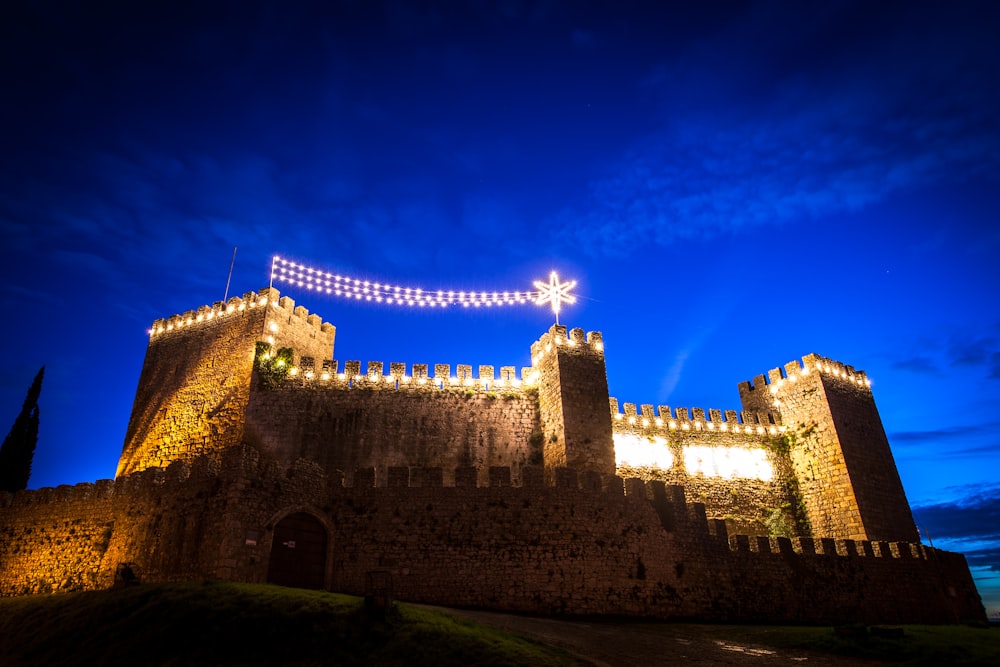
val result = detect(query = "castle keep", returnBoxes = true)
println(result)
[0,287,986,623]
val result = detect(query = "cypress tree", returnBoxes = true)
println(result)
[0,366,44,493]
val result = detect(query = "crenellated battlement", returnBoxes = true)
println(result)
[737,352,872,396]
[1,286,984,623]
[529,325,604,365]
[3,460,932,567]
[609,399,783,437]
[147,287,336,339]
[280,359,536,391]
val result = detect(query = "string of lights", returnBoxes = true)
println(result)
[270,255,577,314]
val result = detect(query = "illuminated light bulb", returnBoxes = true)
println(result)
[449,377,458,385]
[769,427,777,435]
[402,376,410,383]
[801,367,810,375]
[267,336,275,344]
[707,422,715,430]
[207,312,214,320]
[289,367,298,376]
[148,329,154,336]
[337,373,345,380]
[196,314,204,322]
[418,377,427,385]
[769,385,779,395]
[655,418,663,426]
[720,424,728,432]
[276,360,285,368]
[757,426,765,434]
[594,342,603,351]
[512,378,521,387]
[545,343,552,352]
[321,373,330,381]
[627,416,636,425]
[238,303,246,311]
[269,322,278,332]
[789,374,797,382]
[682,423,690,430]
[615,413,624,420]
[695,422,703,430]
[733,426,741,434]
[641,418,649,427]
[669,421,677,430]
[167,324,174,331]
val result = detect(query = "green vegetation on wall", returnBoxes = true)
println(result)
[254,342,294,389]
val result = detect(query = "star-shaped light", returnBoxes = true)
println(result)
[534,271,577,324]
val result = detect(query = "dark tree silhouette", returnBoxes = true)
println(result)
[0,366,44,493]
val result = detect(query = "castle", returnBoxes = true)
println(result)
[0,287,986,623]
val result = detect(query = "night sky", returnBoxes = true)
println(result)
[2,1,998,617]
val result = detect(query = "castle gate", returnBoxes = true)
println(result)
[267,512,328,589]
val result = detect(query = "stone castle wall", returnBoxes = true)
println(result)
[531,326,615,475]
[609,400,796,535]
[740,354,918,543]
[1,287,978,623]
[0,450,984,623]
[243,379,541,485]
[118,288,335,476]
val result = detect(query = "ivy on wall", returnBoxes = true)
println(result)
[254,342,294,389]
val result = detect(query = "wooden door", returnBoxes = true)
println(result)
[267,512,327,589]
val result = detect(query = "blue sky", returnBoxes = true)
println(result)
[1,1,999,617]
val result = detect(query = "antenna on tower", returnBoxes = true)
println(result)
[223,246,237,301]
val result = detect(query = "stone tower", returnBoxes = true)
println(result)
[531,325,615,475]
[118,288,335,476]
[739,353,918,543]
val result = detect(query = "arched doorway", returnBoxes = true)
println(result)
[267,512,328,589]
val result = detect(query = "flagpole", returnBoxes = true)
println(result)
[223,246,237,300]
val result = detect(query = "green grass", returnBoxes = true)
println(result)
[720,623,1000,667]
[0,581,584,666]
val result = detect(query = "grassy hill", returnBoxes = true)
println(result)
[0,581,584,666]
[1,581,997,666]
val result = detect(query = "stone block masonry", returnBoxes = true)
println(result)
[0,450,984,624]
[118,288,335,476]
[531,325,615,475]
[244,381,541,485]
[739,354,918,543]
[0,287,985,624]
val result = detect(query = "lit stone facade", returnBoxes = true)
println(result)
[0,287,985,623]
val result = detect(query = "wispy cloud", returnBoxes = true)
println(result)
[550,2,1000,255]
[912,485,1000,568]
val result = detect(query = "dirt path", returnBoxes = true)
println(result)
[424,606,878,666]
